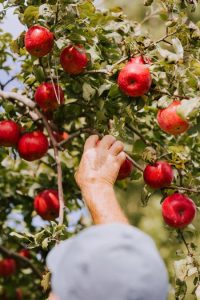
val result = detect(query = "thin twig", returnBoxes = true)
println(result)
[54,0,60,25]
[156,30,178,44]
[1,75,17,89]
[153,89,190,100]
[110,56,128,70]
[58,128,99,147]
[178,230,200,286]
[125,123,149,146]
[162,185,200,193]
[140,9,160,25]
[126,154,144,173]
[83,69,110,75]
[0,245,42,279]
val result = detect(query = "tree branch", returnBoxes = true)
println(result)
[126,154,144,173]
[125,123,149,146]
[0,245,42,279]
[0,90,36,108]
[83,69,110,75]
[162,185,200,193]
[156,30,178,44]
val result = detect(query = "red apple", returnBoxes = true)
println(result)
[162,193,196,228]
[2,288,23,300]
[34,82,64,112]
[18,249,31,259]
[25,25,54,57]
[0,258,16,277]
[52,131,69,143]
[157,100,189,135]
[34,189,60,220]
[60,45,88,75]
[16,288,23,300]
[118,59,152,97]
[143,161,173,189]
[18,131,49,161]
[0,120,21,147]
[117,158,134,180]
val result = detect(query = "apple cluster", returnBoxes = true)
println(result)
[143,161,196,228]
[0,120,49,161]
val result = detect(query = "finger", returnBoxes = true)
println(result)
[97,135,116,150]
[109,140,124,155]
[117,151,126,165]
[84,135,99,151]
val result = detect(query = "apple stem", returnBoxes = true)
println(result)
[0,245,42,279]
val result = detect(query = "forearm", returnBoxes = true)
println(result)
[81,184,129,225]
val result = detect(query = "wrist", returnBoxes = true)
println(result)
[80,182,114,194]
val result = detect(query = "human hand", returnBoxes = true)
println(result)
[75,135,126,191]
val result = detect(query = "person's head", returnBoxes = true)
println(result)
[47,224,168,300]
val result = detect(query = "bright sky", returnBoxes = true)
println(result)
[0,0,103,88]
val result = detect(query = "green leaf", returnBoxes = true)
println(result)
[82,83,96,101]
[23,6,39,26]
[157,38,183,62]
[177,98,200,120]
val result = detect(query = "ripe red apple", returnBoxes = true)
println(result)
[162,193,196,228]
[2,288,23,300]
[25,25,54,57]
[118,59,152,97]
[117,158,134,180]
[18,131,49,161]
[18,249,31,259]
[60,45,88,75]
[52,131,69,143]
[34,189,60,220]
[0,120,21,147]
[157,100,189,135]
[34,82,64,112]
[143,161,174,189]
[16,288,23,300]
[0,258,16,277]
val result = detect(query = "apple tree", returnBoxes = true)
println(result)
[0,0,200,299]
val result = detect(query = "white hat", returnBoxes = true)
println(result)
[47,223,168,300]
